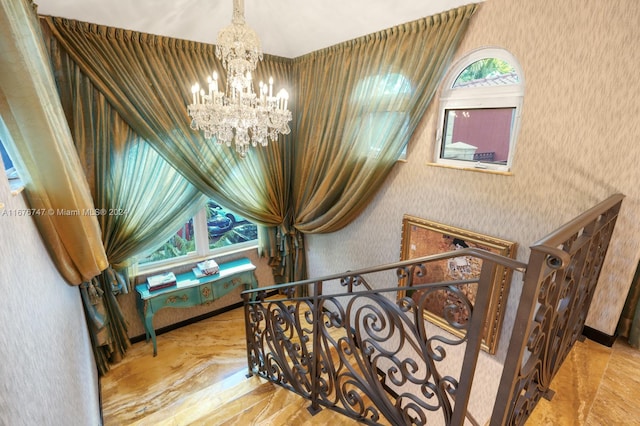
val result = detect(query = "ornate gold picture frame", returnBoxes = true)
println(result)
[398,215,517,354]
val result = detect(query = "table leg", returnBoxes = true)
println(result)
[144,312,157,356]
[136,298,151,343]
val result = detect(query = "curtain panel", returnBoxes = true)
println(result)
[41,13,299,281]
[42,22,211,374]
[45,32,207,269]
[40,3,477,288]
[0,0,107,284]
[40,16,293,230]
[291,4,477,234]
[275,4,478,287]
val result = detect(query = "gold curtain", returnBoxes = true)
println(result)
[45,27,207,269]
[39,4,477,289]
[41,14,298,283]
[0,0,107,285]
[40,16,292,229]
[292,5,477,234]
[42,22,211,374]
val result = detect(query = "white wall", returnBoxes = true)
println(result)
[0,172,100,425]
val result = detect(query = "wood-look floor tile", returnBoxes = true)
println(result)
[586,340,640,425]
[102,309,248,425]
[526,338,611,425]
[102,304,640,426]
[202,383,368,426]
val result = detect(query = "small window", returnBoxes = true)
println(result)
[434,48,524,172]
[139,200,258,269]
[0,125,23,193]
[1,138,14,170]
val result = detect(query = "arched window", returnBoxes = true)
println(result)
[434,48,524,172]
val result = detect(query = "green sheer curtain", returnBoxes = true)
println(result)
[43,24,209,373]
[49,38,207,267]
[40,4,477,289]
[41,16,292,230]
[266,5,477,286]
[292,5,477,234]
[0,0,107,284]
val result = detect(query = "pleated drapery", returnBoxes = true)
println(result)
[40,4,476,287]
[41,16,293,229]
[0,0,108,284]
[292,6,477,234]
[46,32,207,270]
[42,13,298,283]
[37,3,477,370]
[41,23,212,373]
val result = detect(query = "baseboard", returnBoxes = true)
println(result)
[98,374,104,426]
[130,290,279,344]
[582,325,617,347]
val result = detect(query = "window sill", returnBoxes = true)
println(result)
[426,162,513,176]
[135,242,259,278]
[9,178,24,195]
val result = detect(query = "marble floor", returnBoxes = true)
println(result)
[101,307,640,425]
[527,337,640,425]
[101,307,356,425]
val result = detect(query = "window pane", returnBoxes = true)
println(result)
[0,137,21,184]
[0,139,13,170]
[453,58,518,88]
[206,201,257,249]
[441,108,514,164]
[139,218,195,264]
[436,49,523,172]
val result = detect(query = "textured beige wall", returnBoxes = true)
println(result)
[0,168,101,424]
[305,0,640,421]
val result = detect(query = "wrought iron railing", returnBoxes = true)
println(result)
[490,193,624,425]
[242,194,624,425]
[242,248,527,425]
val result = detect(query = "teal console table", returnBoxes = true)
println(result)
[135,257,257,355]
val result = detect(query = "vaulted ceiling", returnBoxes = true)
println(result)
[36,0,477,58]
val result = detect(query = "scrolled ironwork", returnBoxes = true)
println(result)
[242,193,624,426]
[491,194,624,426]
[341,274,372,291]
[244,269,493,425]
[397,263,428,288]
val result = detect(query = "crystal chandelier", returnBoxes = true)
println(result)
[187,0,292,158]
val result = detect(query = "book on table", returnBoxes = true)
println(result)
[196,259,219,276]
[147,272,177,291]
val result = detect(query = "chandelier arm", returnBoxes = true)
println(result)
[187,0,291,158]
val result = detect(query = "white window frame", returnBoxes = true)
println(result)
[0,118,24,194]
[434,47,525,172]
[136,205,258,275]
